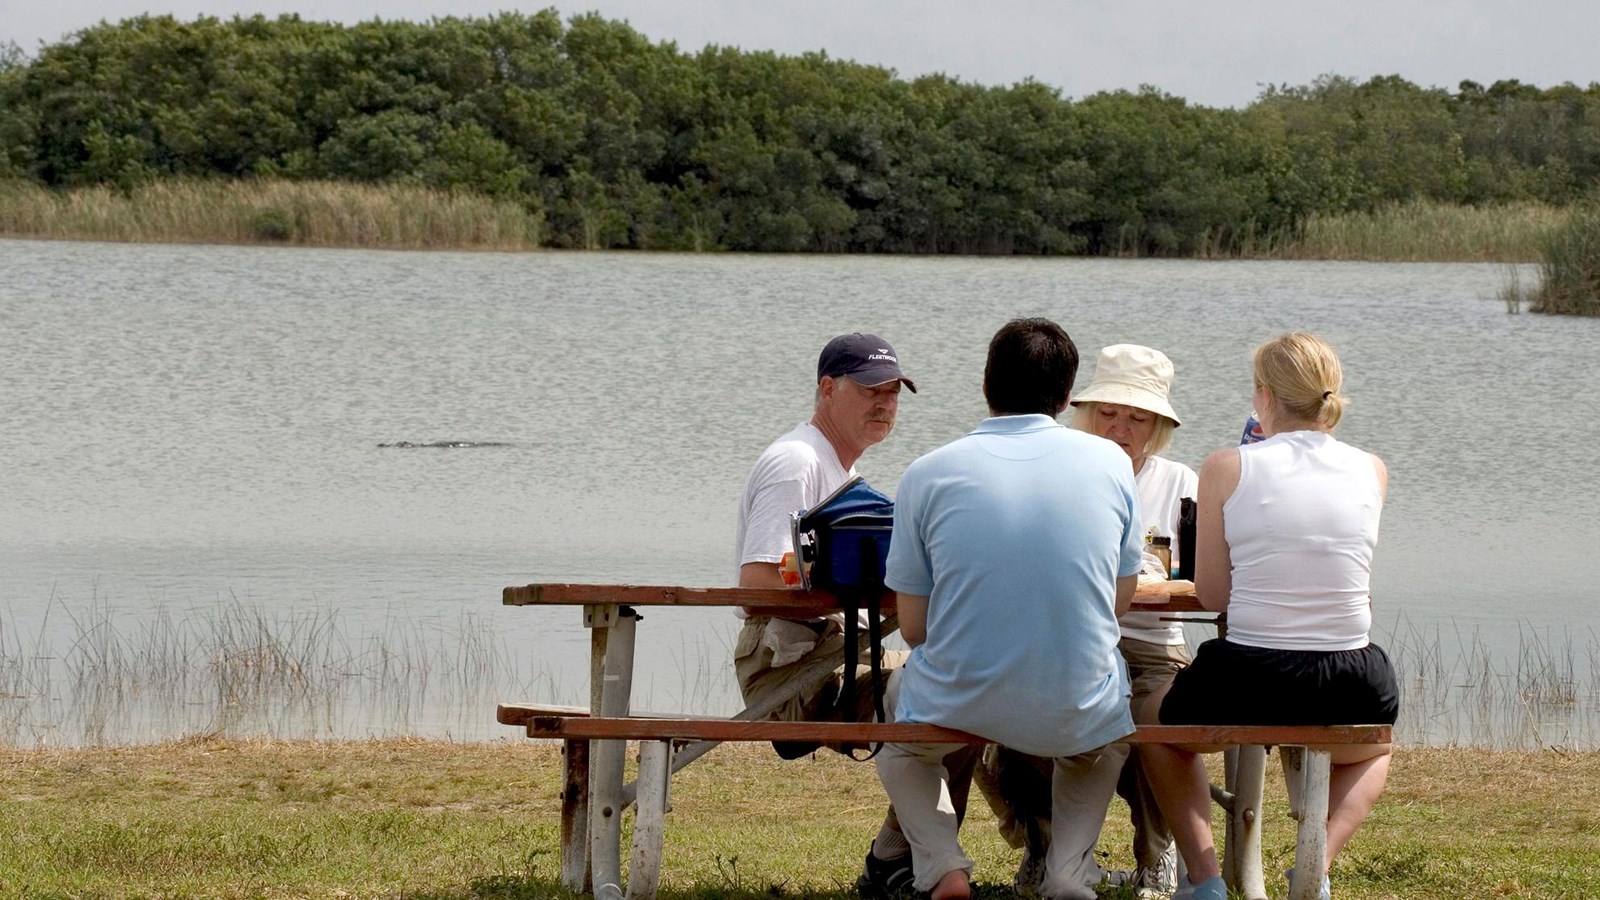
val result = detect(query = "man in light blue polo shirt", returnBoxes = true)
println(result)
[876,317,1143,900]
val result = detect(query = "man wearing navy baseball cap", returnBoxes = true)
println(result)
[817,332,918,392]
[806,332,916,459]
[733,331,912,603]
[732,332,964,896]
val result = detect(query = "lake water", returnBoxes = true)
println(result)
[3,239,1597,749]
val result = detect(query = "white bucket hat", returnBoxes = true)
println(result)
[1069,344,1181,426]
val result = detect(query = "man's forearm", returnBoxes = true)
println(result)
[1114,574,1137,618]
[737,561,789,615]
[738,561,788,589]
[897,592,929,647]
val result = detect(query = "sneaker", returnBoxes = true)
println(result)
[857,850,915,898]
[1103,871,1170,899]
[1103,844,1178,898]
[1170,874,1226,900]
[1103,869,1134,887]
[1283,868,1332,900]
[1012,845,1047,895]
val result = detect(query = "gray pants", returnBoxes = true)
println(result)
[874,670,1129,898]
[975,637,1187,887]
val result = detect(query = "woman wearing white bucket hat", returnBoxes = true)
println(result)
[974,344,1195,899]
[1071,344,1196,899]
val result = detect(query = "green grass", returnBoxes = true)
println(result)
[1498,203,1600,316]
[1,740,1596,898]
[1526,203,1600,315]
[0,178,543,251]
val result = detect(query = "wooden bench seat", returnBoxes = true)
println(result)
[495,703,719,727]
[509,709,1389,900]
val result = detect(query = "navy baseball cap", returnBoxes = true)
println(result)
[817,333,917,393]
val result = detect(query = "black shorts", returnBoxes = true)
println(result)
[1160,638,1399,726]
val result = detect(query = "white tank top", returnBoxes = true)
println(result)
[1223,430,1381,651]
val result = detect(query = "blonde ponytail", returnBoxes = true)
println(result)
[1254,332,1345,429]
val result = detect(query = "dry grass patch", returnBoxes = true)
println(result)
[0,178,543,251]
[1278,200,1568,262]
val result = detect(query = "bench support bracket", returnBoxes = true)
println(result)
[1224,744,1268,899]
[589,607,638,899]
[560,738,592,891]
[1281,745,1332,900]
[627,740,673,900]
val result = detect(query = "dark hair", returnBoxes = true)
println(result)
[983,318,1079,416]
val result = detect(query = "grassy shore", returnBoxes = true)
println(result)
[2,739,1595,898]
[1272,200,1567,263]
[0,179,543,251]
[0,178,1570,261]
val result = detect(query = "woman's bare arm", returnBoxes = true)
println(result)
[1196,447,1241,612]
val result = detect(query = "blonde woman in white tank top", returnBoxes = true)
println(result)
[1138,333,1396,900]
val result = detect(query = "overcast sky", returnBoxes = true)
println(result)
[6,1,1598,108]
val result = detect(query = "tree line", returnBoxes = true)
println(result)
[2,11,1598,254]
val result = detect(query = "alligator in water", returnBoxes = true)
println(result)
[376,440,515,449]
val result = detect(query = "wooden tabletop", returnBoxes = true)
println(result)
[518,714,1390,747]
[504,582,1211,617]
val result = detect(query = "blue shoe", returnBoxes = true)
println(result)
[1170,874,1226,900]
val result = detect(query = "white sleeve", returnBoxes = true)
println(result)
[739,475,807,566]
[1118,468,1146,578]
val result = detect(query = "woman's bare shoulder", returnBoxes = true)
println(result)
[1200,446,1241,473]
[1368,451,1389,497]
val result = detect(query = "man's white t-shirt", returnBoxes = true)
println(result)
[733,422,854,620]
[1120,454,1199,645]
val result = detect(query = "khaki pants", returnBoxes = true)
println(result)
[733,615,908,724]
[1116,638,1191,871]
[875,669,1126,898]
[733,615,976,852]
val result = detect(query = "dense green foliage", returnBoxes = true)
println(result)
[3,12,1600,254]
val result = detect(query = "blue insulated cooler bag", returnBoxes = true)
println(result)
[788,475,894,759]
[795,476,894,591]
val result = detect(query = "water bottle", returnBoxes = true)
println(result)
[1177,498,1196,582]
[1240,412,1265,445]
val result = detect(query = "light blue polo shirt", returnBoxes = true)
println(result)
[885,414,1142,758]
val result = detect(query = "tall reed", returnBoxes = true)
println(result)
[5,596,1596,750]
[0,596,577,748]
[1378,612,1598,751]
[1273,199,1567,262]
[0,178,543,251]
[1525,202,1600,315]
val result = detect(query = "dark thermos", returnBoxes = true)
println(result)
[1177,497,1197,582]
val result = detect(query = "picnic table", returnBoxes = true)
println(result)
[499,583,1365,900]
